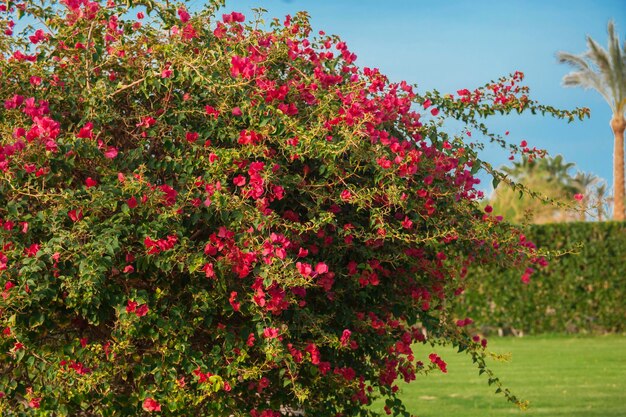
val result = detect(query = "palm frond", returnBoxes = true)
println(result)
[607,21,626,113]
[557,21,626,114]
[560,21,626,116]
[557,51,592,72]
[587,29,624,111]
[562,71,613,105]
[586,36,612,75]
[574,172,599,191]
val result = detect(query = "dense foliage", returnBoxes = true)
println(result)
[457,221,626,334]
[0,0,587,415]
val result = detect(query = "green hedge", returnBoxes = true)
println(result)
[456,222,626,334]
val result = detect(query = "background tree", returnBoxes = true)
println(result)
[490,155,600,223]
[558,21,626,221]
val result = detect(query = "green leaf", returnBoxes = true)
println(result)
[29,312,45,328]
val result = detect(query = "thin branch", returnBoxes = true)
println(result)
[108,77,147,97]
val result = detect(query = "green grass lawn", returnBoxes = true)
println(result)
[374,335,626,417]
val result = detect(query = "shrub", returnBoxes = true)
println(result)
[0,0,587,415]
[456,221,626,334]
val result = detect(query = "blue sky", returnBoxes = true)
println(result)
[215,0,625,193]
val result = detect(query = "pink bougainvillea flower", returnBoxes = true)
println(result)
[177,7,190,23]
[263,327,279,339]
[315,262,328,274]
[185,132,199,143]
[127,196,138,209]
[256,377,270,392]
[233,175,246,187]
[231,56,258,79]
[204,105,219,118]
[455,318,473,327]
[28,29,48,44]
[126,300,137,314]
[136,116,156,128]
[142,398,161,412]
[25,243,40,257]
[222,11,245,23]
[521,267,534,284]
[574,193,584,201]
[157,184,178,206]
[104,146,118,159]
[202,262,215,279]
[229,291,240,311]
[232,11,245,22]
[85,177,97,188]
[340,189,352,201]
[340,329,352,346]
[237,129,261,145]
[305,343,321,364]
[76,122,93,139]
[181,23,198,40]
[376,157,392,169]
[428,353,447,373]
[296,262,312,277]
[161,67,173,78]
[135,304,149,317]
[28,397,41,409]
[68,209,83,222]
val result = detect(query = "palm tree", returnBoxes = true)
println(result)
[558,21,626,220]
[492,155,582,223]
[501,157,539,181]
[539,154,577,188]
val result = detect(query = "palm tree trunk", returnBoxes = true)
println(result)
[611,114,626,221]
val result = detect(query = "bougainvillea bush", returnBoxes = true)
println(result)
[0,0,588,415]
